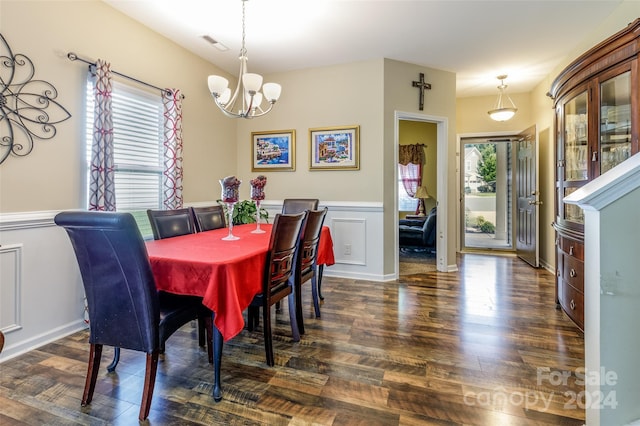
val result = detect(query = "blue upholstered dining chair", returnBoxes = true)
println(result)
[54,211,213,421]
[247,212,306,366]
[190,205,226,232]
[294,207,328,335]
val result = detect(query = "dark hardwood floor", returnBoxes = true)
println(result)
[0,254,585,425]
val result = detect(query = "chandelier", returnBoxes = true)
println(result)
[487,75,517,122]
[207,0,281,119]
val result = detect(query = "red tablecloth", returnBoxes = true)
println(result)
[145,223,334,341]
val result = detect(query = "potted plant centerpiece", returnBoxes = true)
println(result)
[218,199,269,225]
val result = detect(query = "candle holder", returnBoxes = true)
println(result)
[250,175,267,234]
[222,202,239,240]
[251,199,265,234]
[220,177,241,241]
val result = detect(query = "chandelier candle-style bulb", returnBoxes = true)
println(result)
[207,0,282,119]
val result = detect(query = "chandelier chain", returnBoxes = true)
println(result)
[240,0,247,58]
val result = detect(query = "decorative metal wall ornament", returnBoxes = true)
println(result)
[0,33,72,165]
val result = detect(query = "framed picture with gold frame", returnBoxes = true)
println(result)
[251,129,296,171]
[308,125,360,170]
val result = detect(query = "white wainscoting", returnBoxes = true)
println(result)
[0,211,87,362]
[254,200,386,281]
[0,201,385,361]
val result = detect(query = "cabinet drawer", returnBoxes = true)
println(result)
[558,236,584,260]
[562,254,584,292]
[559,280,584,330]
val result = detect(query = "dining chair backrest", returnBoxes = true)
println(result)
[147,208,196,240]
[55,211,160,352]
[264,212,306,301]
[282,198,319,214]
[297,207,328,279]
[191,205,226,232]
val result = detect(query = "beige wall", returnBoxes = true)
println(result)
[233,60,385,202]
[0,0,235,212]
[456,92,532,135]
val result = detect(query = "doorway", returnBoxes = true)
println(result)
[395,111,449,275]
[461,138,514,251]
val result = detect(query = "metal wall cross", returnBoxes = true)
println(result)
[412,73,431,111]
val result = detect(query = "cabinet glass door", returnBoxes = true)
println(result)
[564,91,588,181]
[600,71,631,174]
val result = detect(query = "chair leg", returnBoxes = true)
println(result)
[248,306,259,331]
[198,318,206,348]
[81,343,103,407]
[288,293,300,343]
[139,350,159,422]
[311,273,321,318]
[262,304,274,367]
[106,347,120,373]
[295,278,305,335]
[318,265,325,300]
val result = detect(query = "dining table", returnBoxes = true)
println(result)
[145,222,335,401]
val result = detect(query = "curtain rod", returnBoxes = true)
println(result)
[67,52,185,99]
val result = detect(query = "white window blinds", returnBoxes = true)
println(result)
[85,80,164,212]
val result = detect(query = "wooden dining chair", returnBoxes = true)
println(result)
[294,207,328,335]
[54,211,213,421]
[147,208,196,240]
[191,205,226,232]
[282,198,319,214]
[247,212,306,366]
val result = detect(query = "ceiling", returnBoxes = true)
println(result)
[104,0,624,97]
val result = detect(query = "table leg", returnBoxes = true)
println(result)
[318,265,325,300]
[107,347,120,372]
[213,325,223,402]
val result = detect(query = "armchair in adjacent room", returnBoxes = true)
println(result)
[399,207,437,252]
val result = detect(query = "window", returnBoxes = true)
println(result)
[398,180,418,211]
[398,164,419,211]
[85,80,164,237]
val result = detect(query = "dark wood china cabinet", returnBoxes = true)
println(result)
[548,18,639,331]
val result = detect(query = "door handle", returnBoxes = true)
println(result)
[528,200,543,205]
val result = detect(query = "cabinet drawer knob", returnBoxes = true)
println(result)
[570,299,576,310]
[569,246,574,256]
[570,268,577,278]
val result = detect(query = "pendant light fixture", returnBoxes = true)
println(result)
[488,75,517,122]
[207,0,281,119]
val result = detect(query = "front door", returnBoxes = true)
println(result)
[515,125,539,267]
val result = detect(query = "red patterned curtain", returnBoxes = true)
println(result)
[399,144,425,213]
[162,89,183,209]
[88,60,116,211]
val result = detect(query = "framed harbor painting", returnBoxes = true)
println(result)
[309,125,359,170]
[251,129,296,171]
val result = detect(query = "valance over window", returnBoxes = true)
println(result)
[399,143,425,165]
